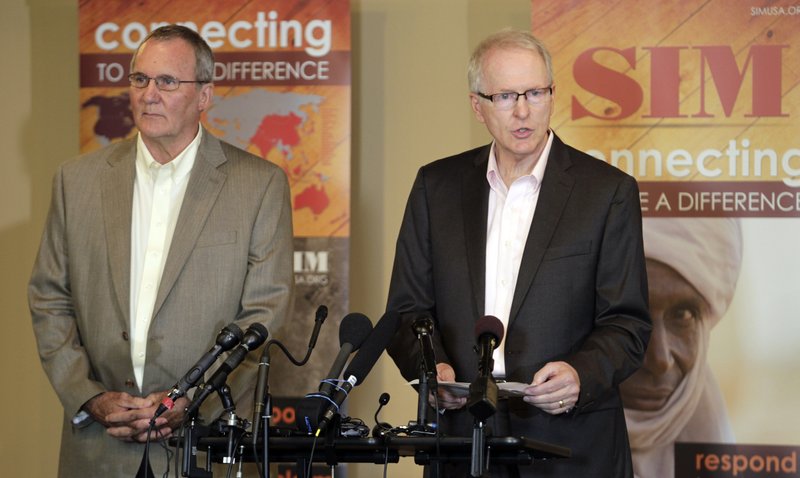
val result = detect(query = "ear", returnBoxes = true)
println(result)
[470,93,486,124]
[197,83,214,112]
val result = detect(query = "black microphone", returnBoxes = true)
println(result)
[296,313,373,434]
[318,312,373,398]
[252,305,328,440]
[412,315,438,429]
[307,304,328,350]
[185,322,269,417]
[372,393,393,438]
[467,315,504,421]
[154,323,243,419]
[412,316,437,382]
[314,310,400,434]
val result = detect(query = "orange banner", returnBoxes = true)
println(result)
[533,1,799,477]
[79,0,352,411]
[534,0,799,218]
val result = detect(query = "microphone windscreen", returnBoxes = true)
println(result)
[343,310,401,385]
[242,322,269,349]
[339,312,374,349]
[474,315,504,346]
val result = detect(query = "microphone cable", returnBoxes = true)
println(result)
[139,417,174,478]
[252,305,328,478]
[305,432,320,478]
[156,427,174,478]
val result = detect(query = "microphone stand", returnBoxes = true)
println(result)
[180,407,212,478]
[217,384,246,467]
[467,332,500,477]
[412,329,438,435]
[253,305,327,478]
[468,373,497,478]
[410,317,441,476]
[470,419,488,478]
[256,348,273,478]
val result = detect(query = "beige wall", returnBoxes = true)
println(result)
[1,0,528,476]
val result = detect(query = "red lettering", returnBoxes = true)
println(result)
[643,46,687,118]
[695,45,787,118]
[571,46,642,120]
[571,44,787,120]
[270,405,297,425]
[696,453,705,470]
[282,405,295,425]
[704,453,720,471]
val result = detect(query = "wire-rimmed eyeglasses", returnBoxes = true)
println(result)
[128,73,210,92]
[476,86,554,110]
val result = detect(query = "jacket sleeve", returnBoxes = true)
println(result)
[29,165,107,417]
[567,174,651,411]
[386,169,451,381]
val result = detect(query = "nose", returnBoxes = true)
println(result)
[643,316,672,375]
[512,95,531,118]
[141,79,162,102]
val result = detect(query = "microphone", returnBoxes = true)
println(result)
[296,313,372,435]
[318,312,374,398]
[372,393,393,438]
[154,323,243,419]
[411,316,438,430]
[185,322,269,417]
[252,305,329,441]
[307,304,328,350]
[313,310,400,434]
[467,315,504,421]
[412,316,437,382]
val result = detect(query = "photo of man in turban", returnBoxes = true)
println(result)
[620,217,743,478]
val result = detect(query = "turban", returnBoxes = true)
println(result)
[628,218,742,478]
[642,217,743,324]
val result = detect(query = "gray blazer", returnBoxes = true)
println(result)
[387,134,651,477]
[29,129,294,477]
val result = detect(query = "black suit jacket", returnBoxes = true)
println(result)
[386,134,651,477]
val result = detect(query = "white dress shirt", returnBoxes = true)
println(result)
[484,131,553,377]
[130,129,201,389]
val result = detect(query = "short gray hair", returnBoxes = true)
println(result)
[130,24,214,83]
[467,29,553,93]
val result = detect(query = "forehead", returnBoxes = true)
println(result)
[646,259,708,308]
[480,46,548,90]
[134,38,196,76]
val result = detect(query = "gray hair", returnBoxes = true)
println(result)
[130,24,214,83]
[467,29,553,93]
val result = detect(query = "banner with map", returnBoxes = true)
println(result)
[532,1,799,476]
[78,0,351,414]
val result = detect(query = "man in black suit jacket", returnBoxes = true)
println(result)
[386,30,651,477]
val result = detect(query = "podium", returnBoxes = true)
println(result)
[175,426,570,477]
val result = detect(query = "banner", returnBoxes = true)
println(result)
[533,1,799,476]
[79,0,351,412]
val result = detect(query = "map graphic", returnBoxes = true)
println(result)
[80,87,349,237]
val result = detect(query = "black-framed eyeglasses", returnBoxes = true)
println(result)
[476,86,554,110]
[128,73,210,92]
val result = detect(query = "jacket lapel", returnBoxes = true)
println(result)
[101,139,136,329]
[462,145,491,320]
[152,131,228,319]
[508,134,575,325]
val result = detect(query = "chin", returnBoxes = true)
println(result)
[621,388,671,411]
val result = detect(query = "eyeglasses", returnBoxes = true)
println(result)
[128,73,209,91]
[476,86,553,110]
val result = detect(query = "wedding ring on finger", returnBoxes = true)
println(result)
[558,399,564,408]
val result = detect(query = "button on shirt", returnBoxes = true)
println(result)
[484,131,553,377]
[130,129,201,390]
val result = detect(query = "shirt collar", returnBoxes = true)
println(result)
[135,127,203,183]
[486,129,554,193]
